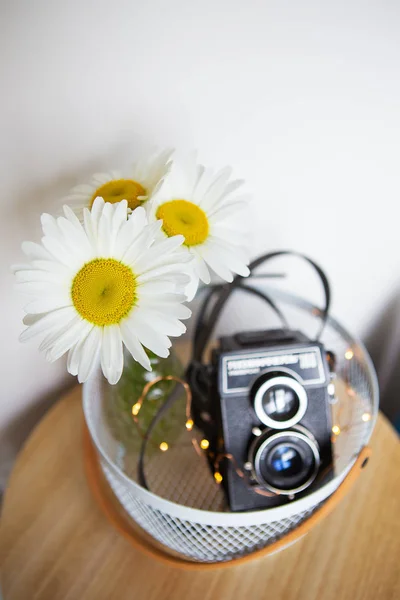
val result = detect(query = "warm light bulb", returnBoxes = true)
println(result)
[132,403,141,416]
[200,439,210,450]
[332,425,341,435]
[185,419,194,431]
[362,412,371,422]
[159,442,169,452]
[345,349,354,360]
[214,472,223,484]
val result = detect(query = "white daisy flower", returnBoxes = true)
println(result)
[63,149,173,219]
[14,198,192,385]
[147,157,251,299]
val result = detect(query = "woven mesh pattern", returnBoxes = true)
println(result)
[144,437,225,511]
[102,459,319,562]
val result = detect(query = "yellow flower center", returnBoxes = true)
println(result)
[71,259,137,326]
[156,199,209,246]
[91,179,147,211]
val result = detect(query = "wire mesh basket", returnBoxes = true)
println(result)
[83,287,379,564]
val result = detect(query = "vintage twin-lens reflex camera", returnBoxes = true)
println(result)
[207,328,335,511]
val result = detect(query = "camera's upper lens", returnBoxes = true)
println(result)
[261,384,299,422]
[253,375,307,429]
[251,430,320,494]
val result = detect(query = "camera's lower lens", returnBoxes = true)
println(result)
[253,374,308,429]
[251,429,320,494]
[269,445,303,476]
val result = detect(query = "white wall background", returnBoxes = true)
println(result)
[1,0,400,483]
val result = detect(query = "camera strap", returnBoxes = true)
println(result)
[193,250,331,364]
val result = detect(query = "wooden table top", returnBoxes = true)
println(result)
[0,386,399,600]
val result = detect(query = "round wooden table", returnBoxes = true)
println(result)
[0,386,399,600]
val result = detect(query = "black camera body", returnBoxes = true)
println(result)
[209,328,335,511]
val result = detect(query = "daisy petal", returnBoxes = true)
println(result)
[47,319,93,362]
[41,213,60,239]
[92,173,112,185]
[208,199,249,220]
[73,184,94,194]
[132,307,186,337]
[31,260,72,276]
[39,313,80,352]
[77,327,102,382]
[15,269,66,285]
[206,239,250,277]
[101,325,124,384]
[190,249,211,284]
[90,197,105,239]
[184,274,199,302]
[134,234,185,273]
[67,341,83,376]
[97,202,113,256]
[111,199,129,240]
[63,204,86,230]
[22,241,54,261]
[23,313,45,326]
[200,245,234,282]
[126,312,171,357]
[19,307,76,342]
[57,216,93,257]
[120,321,151,371]
[41,235,74,267]
[121,221,162,265]
[25,294,72,314]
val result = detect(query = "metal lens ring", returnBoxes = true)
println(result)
[251,430,321,495]
[253,375,308,429]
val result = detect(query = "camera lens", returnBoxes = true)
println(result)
[251,430,320,494]
[269,445,303,476]
[253,375,307,429]
[262,385,299,422]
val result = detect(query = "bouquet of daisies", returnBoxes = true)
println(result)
[14,151,251,384]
